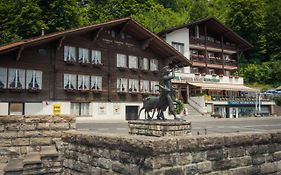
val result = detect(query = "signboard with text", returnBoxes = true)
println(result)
[53,104,61,116]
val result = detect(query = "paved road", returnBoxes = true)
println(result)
[76,116,281,135]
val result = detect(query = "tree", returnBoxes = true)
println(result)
[226,0,266,63]
[133,0,188,33]
[189,0,210,21]
[264,0,281,60]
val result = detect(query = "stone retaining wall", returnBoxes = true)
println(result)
[62,130,281,175]
[0,115,75,164]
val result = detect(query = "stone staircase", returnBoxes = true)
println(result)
[184,103,204,118]
[3,146,61,175]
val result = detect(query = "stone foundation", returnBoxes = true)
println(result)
[128,120,191,137]
[62,130,281,175]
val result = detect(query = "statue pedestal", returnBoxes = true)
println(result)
[128,120,191,137]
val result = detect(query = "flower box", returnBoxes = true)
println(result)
[92,63,103,68]
[78,89,90,94]
[129,68,138,72]
[219,74,224,77]
[212,74,217,77]
[234,76,239,79]
[64,89,77,93]
[229,75,233,78]
[79,62,91,67]
[117,67,127,71]
[65,60,76,65]
[195,73,200,76]
[201,73,206,76]
[28,88,41,93]
[92,90,102,94]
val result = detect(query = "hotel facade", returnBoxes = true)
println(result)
[159,17,275,118]
[0,17,190,120]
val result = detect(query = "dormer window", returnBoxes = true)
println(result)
[26,70,42,90]
[117,78,127,92]
[92,50,102,65]
[8,69,25,89]
[64,46,76,63]
[64,74,76,90]
[129,79,139,93]
[0,67,7,89]
[78,48,90,64]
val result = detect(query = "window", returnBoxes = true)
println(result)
[150,81,159,94]
[64,46,76,62]
[64,74,77,90]
[224,54,230,60]
[78,75,90,90]
[172,42,184,54]
[225,70,230,76]
[8,69,25,89]
[208,52,215,58]
[128,79,139,92]
[139,57,149,70]
[195,25,200,38]
[71,103,90,117]
[78,48,90,63]
[150,59,158,71]
[92,50,102,64]
[128,55,138,69]
[0,67,7,89]
[208,69,215,75]
[9,103,24,115]
[26,70,42,90]
[91,76,102,91]
[140,80,150,93]
[192,67,199,73]
[117,78,127,92]
[117,54,127,68]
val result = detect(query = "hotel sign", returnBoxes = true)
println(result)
[228,101,255,105]
[174,76,220,83]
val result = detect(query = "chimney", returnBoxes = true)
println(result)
[41,28,45,36]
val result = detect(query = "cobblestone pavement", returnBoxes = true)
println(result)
[76,116,281,135]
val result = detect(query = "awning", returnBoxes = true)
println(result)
[188,82,259,92]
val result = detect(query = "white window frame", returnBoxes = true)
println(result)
[140,57,149,70]
[117,54,127,68]
[78,48,90,63]
[128,55,138,69]
[64,46,76,62]
[0,67,7,89]
[78,75,90,90]
[172,42,184,54]
[91,76,102,91]
[26,70,42,90]
[150,59,158,71]
[92,50,102,64]
[150,81,159,94]
[117,78,127,92]
[8,69,25,89]
[64,74,77,90]
[71,102,90,117]
[140,80,150,93]
[128,79,139,92]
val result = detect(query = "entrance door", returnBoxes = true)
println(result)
[181,90,187,103]
[229,107,238,118]
[9,103,24,115]
[125,106,139,120]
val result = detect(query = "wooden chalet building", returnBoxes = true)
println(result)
[158,17,275,118]
[0,17,190,120]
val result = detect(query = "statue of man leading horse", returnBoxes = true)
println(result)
[138,65,182,120]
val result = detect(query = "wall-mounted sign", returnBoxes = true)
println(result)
[53,104,61,116]
[203,78,220,83]
[173,76,220,83]
[113,104,121,114]
[98,104,106,114]
[228,101,255,105]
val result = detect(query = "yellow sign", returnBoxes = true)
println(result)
[53,104,61,115]
[204,95,212,102]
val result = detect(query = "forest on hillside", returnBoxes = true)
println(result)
[0,0,280,88]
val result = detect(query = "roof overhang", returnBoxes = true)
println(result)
[189,82,259,92]
[0,17,191,67]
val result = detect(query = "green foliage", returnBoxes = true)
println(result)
[174,99,184,114]
[274,96,281,106]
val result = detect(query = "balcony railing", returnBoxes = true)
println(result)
[191,54,237,67]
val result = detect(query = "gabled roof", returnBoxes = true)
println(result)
[0,17,191,66]
[158,17,253,50]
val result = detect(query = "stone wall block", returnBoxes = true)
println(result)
[184,164,199,175]
[0,124,4,132]
[0,139,12,147]
[50,123,70,130]
[252,133,271,144]
[197,161,212,173]
[271,132,281,143]
[260,162,278,174]
[176,153,192,165]
[24,116,41,123]
[273,151,281,161]
[20,123,36,131]
[42,130,62,137]
[177,137,198,152]
[197,135,224,150]
[96,157,112,170]
[5,123,20,131]
[11,138,30,146]
[0,115,24,123]
[30,137,52,145]
[163,167,185,175]
[23,131,42,137]
[191,151,207,163]
[246,144,269,156]
[37,123,50,130]
[0,131,19,139]
[207,149,226,161]
[224,134,253,147]
[228,146,246,158]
